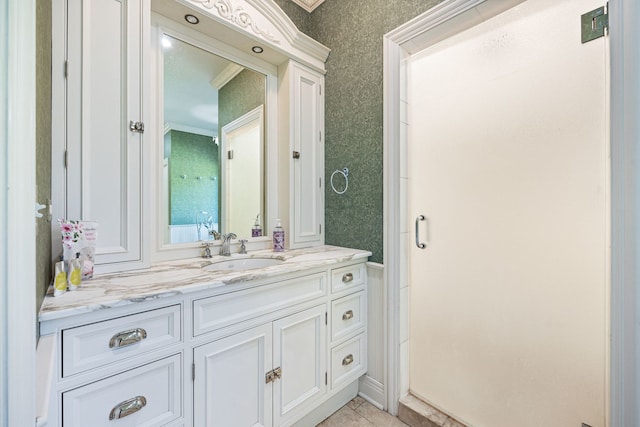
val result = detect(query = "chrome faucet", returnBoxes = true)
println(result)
[209,230,221,240]
[220,233,237,256]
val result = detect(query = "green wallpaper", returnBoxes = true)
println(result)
[281,0,444,263]
[36,0,52,314]
[169,130,219,226]
[218,69,266,132]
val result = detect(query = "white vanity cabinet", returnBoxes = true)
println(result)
[278,61,325,249]
[41,304,184,427]
[194,305,327,427]
[38,252,369,427]
[52,0,149,272]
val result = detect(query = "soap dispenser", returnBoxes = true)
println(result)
[273,219,285,252]
[252,213,262,237]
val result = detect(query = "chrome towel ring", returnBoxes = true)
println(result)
[330,167,349,194]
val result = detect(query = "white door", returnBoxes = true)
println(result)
[273,305,327,426]
[408,1,608,426]
[193,324,273,427]
[222,106,264,235]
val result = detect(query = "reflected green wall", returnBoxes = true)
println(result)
[169,130,219,226]
[280,0,445,263]
[218,69,265,134]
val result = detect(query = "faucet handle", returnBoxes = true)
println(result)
[239,239,248,254]
[201,241,213,258]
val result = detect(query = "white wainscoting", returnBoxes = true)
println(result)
[359,262,385,408]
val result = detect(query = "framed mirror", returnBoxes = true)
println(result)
[159,31,267,245]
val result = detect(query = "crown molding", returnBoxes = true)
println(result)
[289,0,325,13]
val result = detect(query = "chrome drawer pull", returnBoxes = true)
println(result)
[109,328,147,349]
[109,395,147,420]
[342,273,354,283]
[342,310,354,321]
[342,354,354,366]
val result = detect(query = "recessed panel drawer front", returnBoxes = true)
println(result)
[193,273,327,336]
[331,291,366,343]
[331,263,366,294]
[62,305,181,377]
[331,333,366,390]
[62,354,182,427]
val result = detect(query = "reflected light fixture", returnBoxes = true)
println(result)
[252,46,264,54]
[184,14,199,25]
[161,36,172,49]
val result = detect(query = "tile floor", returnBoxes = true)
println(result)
[316,396,408,427]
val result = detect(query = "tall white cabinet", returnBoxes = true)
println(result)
[52,0,149,272]
[279,61,325,249]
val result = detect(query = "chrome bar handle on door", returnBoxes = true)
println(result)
[415,215,427,249]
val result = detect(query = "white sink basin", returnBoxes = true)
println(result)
[203,257,284,272]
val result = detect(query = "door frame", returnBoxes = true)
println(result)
[1,0,37,425]
[382,0,640,424]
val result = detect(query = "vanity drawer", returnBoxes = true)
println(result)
[330,333,366,390]
[61,305,181,377]
[331,291,366,343]
[193,273,326,336]
[62,354,182,427]
[331,263,366,294]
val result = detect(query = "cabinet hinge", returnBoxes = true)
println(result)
[581,3,608,43]
[64,60,68,79]
[325,372,328,385]
[192,363,195,381]
[63,150,68,169]
[319,224,322,235]
[319,177,322,188]
[319,131,322,141]
[325,311,327,325]
[319,85,322,96]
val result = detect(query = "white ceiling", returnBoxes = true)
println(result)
[163,34,237,135]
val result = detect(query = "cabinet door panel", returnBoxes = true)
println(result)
[273,305,327,426]
[293,66,324,247]
[66,0,145,269]
[194,324,273,427]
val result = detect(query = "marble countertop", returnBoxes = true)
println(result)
[39,245,371,322]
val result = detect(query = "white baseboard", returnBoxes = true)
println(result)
[359,375,385,410]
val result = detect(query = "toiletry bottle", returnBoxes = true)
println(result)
[273,219,285,252]
[252,213,262,237]
[53,260,67,297]
[68,252,82,291]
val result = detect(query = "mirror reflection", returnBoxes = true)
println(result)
[162,33,266,245]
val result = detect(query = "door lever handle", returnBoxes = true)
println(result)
[415,215,427,249]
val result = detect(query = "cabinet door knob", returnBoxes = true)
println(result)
[109,395,147,420]
[342,354,354,366]
[342,310,354,321]
[292,151,300,159]
[342,273,354,283]
[109,328,147,349]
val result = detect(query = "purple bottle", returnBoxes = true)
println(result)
[273,219,285,252]
[252,214,262,237]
